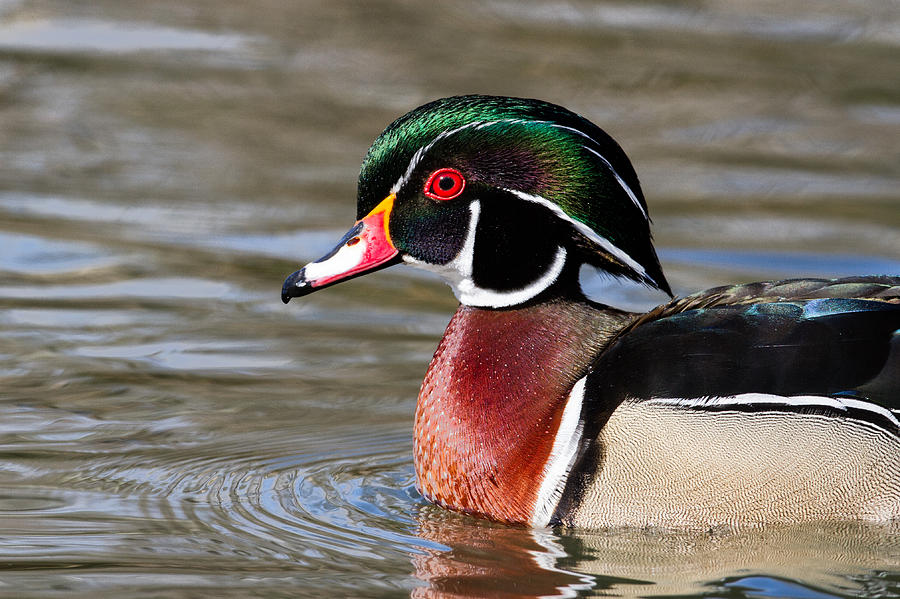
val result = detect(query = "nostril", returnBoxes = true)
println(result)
[347,237,361,247]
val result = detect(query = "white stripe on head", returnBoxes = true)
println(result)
[504,189,649,282]
[532,376,586,527]
[390,118,550,195]
[390,121,479,195]
[550,124,648,221]
[389,118,648,228]
[582,146,648,221]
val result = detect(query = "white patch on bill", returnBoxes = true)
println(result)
[303,238,367,283]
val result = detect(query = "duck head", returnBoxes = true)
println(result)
[282,95,671,308]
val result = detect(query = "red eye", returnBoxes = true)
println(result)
[424,168,465,200]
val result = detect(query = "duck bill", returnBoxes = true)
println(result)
[282,195,399,303]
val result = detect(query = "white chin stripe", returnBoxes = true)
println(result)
[532,377,586,527]
[404,199,569,309]
[457,245,567,308]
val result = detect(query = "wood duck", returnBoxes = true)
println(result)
[282,95,900,529]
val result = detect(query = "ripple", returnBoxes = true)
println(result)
[0,18,254,55]
[0,231,118,274]
[28,418,427,571]
[485,1,897,45]
[72,340,292,371]
[0,277,237,300]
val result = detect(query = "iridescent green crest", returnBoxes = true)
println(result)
[357,95,669,293]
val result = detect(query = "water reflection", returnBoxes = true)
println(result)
[412,509,599,598]
[410,511,900,598]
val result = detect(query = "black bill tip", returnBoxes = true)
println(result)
[281,269,312,304]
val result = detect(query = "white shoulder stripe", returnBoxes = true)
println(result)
[504,189,649,282]
[646,393,900,429]
[532,377,587,527]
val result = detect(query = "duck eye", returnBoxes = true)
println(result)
[424,168,465,201]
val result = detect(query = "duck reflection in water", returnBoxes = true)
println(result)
[409,508,900,598]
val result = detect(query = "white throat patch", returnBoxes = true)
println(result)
[403,199,568,309]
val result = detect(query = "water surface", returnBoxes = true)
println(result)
[0,1,898,597]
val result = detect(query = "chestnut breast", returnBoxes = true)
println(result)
[414,298,630,523]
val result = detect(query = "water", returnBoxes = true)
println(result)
[0,1,898,597]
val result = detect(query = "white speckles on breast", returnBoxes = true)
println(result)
[412,300,632,524]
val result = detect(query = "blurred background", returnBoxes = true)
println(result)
[0,1,898,597]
